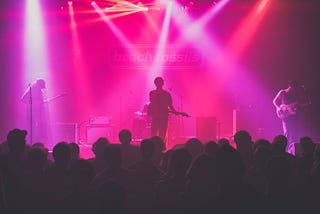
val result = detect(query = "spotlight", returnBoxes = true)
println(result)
[68,1,72,6]
[91,1,96,6]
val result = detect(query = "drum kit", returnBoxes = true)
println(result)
[129,102,188,141]
[131,104,152,140]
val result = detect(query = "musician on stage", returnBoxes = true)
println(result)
[273,80,309,153]
[148,77,177,143]
[21,79,48,143]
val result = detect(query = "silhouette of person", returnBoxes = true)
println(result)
[148,77,176,143]
[21,79,47,144]
[273,81,309,153]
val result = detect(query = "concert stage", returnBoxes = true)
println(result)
[1,0,320,146]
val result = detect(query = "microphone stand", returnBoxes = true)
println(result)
[29,84,33,144]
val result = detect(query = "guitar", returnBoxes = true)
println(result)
[44,92,67,103]
[276,102,308,119]
[169,110,191,118]
[147,103,191,117]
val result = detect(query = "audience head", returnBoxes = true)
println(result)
[218,138,230,147]
[233,131,253,165]
[150,135,166,152]
[185,138,203,158]
[272,135,288,154]
[118,129,132,145]
[92,137,110,158]
[234,130,252,145]
[7,128,27,153]
[299,136,315,157]
[32,142,46,148]
[253,139,271,153]
[52,141,71,167]
[104,145,122,169]
[32,142,49,158]
[253,145,273,168]
[140,138,154,160]
[69,142,80,161]
[204,141,218,157]
[26,147,48,170]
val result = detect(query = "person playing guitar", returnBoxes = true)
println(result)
[22,79,66,144]
[273,80,309,154]
[148,77,189,144]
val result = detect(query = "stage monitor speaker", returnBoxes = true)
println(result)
[196,117,217,143]
[53,123,78,143]
[86,125,114,145]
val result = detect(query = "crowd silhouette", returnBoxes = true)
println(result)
[1,128,320,214]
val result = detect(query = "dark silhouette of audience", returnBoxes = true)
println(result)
[245,140,272,195]
[96,181,127,214]
[89,137,110,174]
[91,145,131,192]
[204,140,218,158]
[155,148,192,213]
[117,129,140,168]
[69,142,80,164]
[63,159,96,214]
[0,129,27,214]
[234,130,254,169]
[1,128,320,214]
[217,137,230,147]
[184,137,203,159]
[44,142,72,213]
[150,136,166,165]
[127,138,163,213]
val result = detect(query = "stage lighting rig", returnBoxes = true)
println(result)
[177,0,218,8]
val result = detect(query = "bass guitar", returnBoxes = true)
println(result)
[169,110,191,118]
[276,102,308,119]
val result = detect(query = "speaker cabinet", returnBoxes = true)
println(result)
[53,123,78,143]
[86,125,114,144]
[196,117,217,143]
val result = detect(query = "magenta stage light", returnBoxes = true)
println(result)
[149,1,173,81]
[226,0,272,60]
[24,0,53,145]
[68,0,92,118]
[91,2,138,55]
[24,0,50,83]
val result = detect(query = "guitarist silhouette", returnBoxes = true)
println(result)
[22,79,66,144]
[273,80,309,153]
[148,77,178,143]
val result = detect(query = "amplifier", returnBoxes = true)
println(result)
[89,116,110,125]
[86,124,114,144]
[196,117,217,143]
[53,123,78,143]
